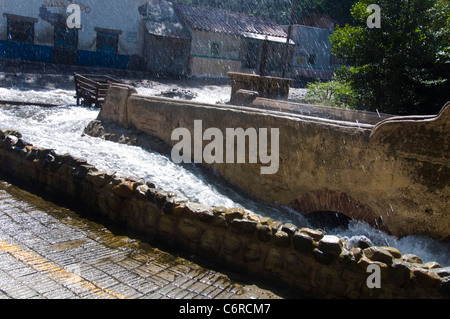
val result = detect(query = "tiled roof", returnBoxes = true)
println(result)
[173,2,288,39]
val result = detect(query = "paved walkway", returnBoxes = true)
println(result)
[0,179,288,300]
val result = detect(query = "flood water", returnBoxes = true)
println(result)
[0,82,449,267]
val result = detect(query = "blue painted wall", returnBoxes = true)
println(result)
[0,40,53,63]
[77,50,130,69]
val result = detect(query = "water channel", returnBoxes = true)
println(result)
[0,81,449,267]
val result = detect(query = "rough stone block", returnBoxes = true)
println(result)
[318,235,343,257]
[259,217,272,225]
[380,246,402,259]
[163,195,189,214]
[231,89,259,106]
[273,230,291,248]
[135,184,149,200]
[300,228,324,241]
[338,248,360,266]
[256,224,272,242]
[440,277,450,296]
[225,207,246,222]
[211,213,228,228]
[411,268,442,288]
[313,248,334,265]
[86,171,109,187]
[402,254,423,264]
[293,231,314,253]
[434,267,450,278]
[212,206,227,214]
[230,219,257,234]
[424,261,442,269]
[363,247,394,264]
[185,202,214,223]
[111,181,134,198]
[281,223,297,235]
[154,190,170,207]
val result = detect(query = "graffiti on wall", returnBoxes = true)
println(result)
[42,0,92,14]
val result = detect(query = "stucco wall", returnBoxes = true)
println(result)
[290,25,333,70]
[187,30,291,77]
[0,0,145,56]
[188,30,242,77]
[288,25,340,80]
[97,86,449,242]
[144,33,191,77]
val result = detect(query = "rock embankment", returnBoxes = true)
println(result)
[0,129,449,299]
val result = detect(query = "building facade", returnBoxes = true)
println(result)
[142,0,191,77]
[0,0,296,78]
[0,0,147,69]
[288,24,342,81]
[172,1,294,78]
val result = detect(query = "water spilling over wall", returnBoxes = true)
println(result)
[0,128,449,298]
[95,85,450,241]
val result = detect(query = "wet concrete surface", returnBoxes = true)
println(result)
[0,178,296,300]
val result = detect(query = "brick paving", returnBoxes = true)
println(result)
[0,180,287,300]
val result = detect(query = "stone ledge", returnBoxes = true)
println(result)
[0,128,449,299]
[95,85,450,241]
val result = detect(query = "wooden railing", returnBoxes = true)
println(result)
[74,73,125,108]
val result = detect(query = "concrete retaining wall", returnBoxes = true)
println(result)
[0,129,449,298]
[96,85,450,241]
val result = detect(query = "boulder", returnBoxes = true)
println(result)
[225,207,246,222]
[363,247,394,264]
[256,224,272,242]
[402,254,423,264]
[318,235,342,256]
[292,231,315,253]
[111,181,134,198]
[273,230,291,248]
[231,219,257,234]
[299,228,324,241]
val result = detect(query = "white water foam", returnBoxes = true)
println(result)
[0,90,448,266]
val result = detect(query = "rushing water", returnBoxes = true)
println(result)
[0,86,449,266]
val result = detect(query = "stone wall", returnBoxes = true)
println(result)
[228,72,293,103]
[0,129,449,299]
[96,85,450,241]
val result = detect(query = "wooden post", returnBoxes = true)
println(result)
[259,40,269,77]
[282,0,296,78]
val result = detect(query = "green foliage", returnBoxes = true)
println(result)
[296,0,358,25]
[302,79,356,108]
[330,0,450,115]
[173,0,449,114]
[173,0,358,25]
[432,0,450,64]
[173,0,291,23]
